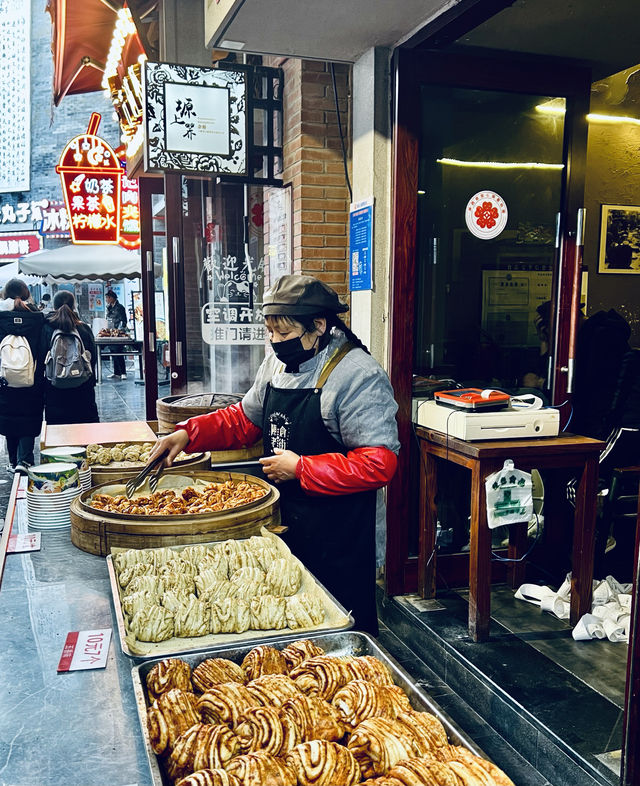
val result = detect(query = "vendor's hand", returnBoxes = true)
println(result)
[259,448,300,483]
[148,430,189,467]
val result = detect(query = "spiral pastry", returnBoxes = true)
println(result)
[289,655,358,700]
[196,569,231,595]
[114,548,153,572]
[246,674,301,708]
[224,750,297,786]
[331,680,412,731]
[219,538,248,556]
[122,590,156,619]
[175,769,240,786]
[253,546,279,572]
[192,658,247,693]
[395,711,448,751]
[281,639,325,671]
[249,595,287,631]
[246,535,275,553]
[280,693,345,742]
[152,546,178,567]
[179,545,209,565]
[125,574,163,598]
[432,745,515,785]
[197,683,260,729]
[285,740,361,786]
[229,566,266,585]
[383,757,457,785]
[129,604,174,642]
[146,657,192,701]
[241,645,288,681]
[198,581,238,604]
[160,558,198,579]
[118,562,156,588]
[228,550,262,574]
[161,589,192,615]
[210,598,251,634]
[197,550,229,579]
[227,578,269,602]
[348,656,395,687]
[285,593,325,630]
[235,705,301,756]
[266,557,302,596]
[167,723,241,782]
[346,717,424,779]
[147,688,200,755]
[174,596,210,638]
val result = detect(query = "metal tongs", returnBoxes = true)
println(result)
[125,449,168,498]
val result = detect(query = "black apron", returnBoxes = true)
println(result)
[262,344,378,635]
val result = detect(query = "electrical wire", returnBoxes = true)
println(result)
[491,512,542,563]
[330,63,352,204]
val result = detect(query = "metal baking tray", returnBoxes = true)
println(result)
[107,535,354,660]
[131,630,489,786]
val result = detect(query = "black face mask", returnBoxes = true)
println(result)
[271,333,318,372]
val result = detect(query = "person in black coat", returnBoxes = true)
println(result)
[0,279,44,473]
[41,291,99,425]
[105,289,128,378]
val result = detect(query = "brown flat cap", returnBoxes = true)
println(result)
[263,275,348,316]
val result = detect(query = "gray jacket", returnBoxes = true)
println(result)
[242,329,400,454]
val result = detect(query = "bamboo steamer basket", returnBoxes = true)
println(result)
[155,393,263,461]
[89,451,211,487]
[70,470,280,556]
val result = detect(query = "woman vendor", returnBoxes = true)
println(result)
[150,275,400,635]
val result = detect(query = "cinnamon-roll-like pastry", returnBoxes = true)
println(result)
[174,596,210,638]
[197,550,229,579]
[384,757,459,786]
[227,578,269,602]
[395,711,448,751]
[167,723,241,782]
[198,581,238,603]
[331,680,412,731]
[266,557,301,596]
[246,535,275,553]
[433,745,515,785]
[280,693,345,742]
[228,550,262,574]
[147,688,200,754]
[224,750,297,786]
[192,658,247,693]
[146,657,193,701]
[346,717,424,779]
[220,538,248,556]
[114,548,154,572]
[197,682,260,729]
[253,546,279,572]
[175,769,240,786]
[118,561,156,588]
[348,656,395,687]
[160,565,197,595]
[235,705,301,756]
[129,604,174,642]
[196,569,230,595]
[153,546,179,567]
[289,655,358,700]
[241,645,288,681]
[125,574,163,598]
[179,544,209,565]
[122,589,156,619]
[285,593,325,630]
[162,589,192,615]
[210,598,251,634]
[249,595,287,631]
[285,740,361,786]
[229,566,266,585]
[281,639,326,671]
[246,674,301,708]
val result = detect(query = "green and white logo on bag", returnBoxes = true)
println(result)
[485,459,533,529]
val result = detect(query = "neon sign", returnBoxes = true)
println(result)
[56,113,122,245]
[115,146,140,250]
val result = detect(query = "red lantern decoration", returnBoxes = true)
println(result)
[56,113,122,245]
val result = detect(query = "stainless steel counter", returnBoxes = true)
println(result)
[0,490,152,786]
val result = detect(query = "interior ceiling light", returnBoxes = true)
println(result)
[220,39,245,50]
[437,158,564,171]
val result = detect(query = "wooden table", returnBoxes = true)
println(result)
[416,427,605,642]
[40,420,157,449]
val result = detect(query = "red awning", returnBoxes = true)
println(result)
[47,0,146,106]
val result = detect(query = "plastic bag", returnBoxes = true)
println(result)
[485,459,533,529]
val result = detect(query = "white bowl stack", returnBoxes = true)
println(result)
[26,486,82,530]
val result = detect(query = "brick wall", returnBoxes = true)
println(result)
[269,58,352,302]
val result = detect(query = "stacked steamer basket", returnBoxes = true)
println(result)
[27,462,83,530]
[40,446,92,492]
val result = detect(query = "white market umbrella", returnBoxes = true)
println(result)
[18,243,141,282]
[0,260,40,287]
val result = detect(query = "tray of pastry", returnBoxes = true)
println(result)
[107,529,354,659]
[131,630,515,786]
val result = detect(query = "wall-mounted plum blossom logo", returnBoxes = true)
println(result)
[475,201,499,229]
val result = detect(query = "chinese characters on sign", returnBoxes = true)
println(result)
[201,253,265,345]
[349,198,374,292]
[0,199,69,236]
[465,190,508,240]
[56,114,122,245]
[115,148,140,249]
[0,231,41,259]
[57,629,112,672]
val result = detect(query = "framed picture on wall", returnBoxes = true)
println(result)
[598,204,640,273]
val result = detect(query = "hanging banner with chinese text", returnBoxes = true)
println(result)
[0,231,41,259]
[56,114,122,245]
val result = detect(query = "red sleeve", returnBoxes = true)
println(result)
[175,402,263,453]
[295,446,398,496]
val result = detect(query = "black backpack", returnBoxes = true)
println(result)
[45,328,92,388]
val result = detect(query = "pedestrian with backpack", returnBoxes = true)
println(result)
[42,291,99,425]
[0,278,44,474]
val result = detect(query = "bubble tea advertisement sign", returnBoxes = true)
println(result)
[56,113,122,245]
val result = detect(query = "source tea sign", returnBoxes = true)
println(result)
[57,629,112,672]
